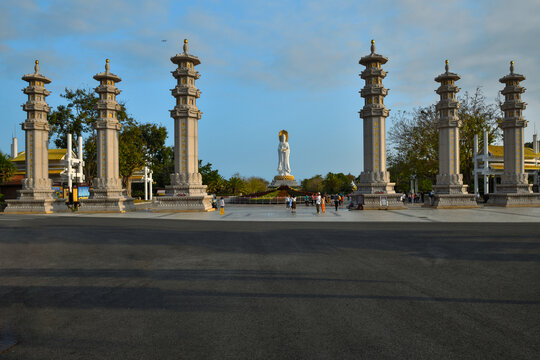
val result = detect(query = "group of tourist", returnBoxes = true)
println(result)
[285,193,347,214]
[400,191,433,204]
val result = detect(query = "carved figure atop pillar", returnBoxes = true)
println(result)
[431,60,477,208]
[5,60,66,213]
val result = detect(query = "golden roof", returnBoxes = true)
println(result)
[12,149,68,162]
[490,164,540,170]
[488,145,540,159]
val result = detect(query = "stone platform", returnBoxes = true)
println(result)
[487,193,540,207]
[269,175,298,188]
[4,198,67,214]
[79,197,135,213]
[4,186,68,214]
[152,194,214,212]
[152,182,213,212]
[430,193,478,209]
[352,192,406,210]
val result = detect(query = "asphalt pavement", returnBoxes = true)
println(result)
[0,216,539,359]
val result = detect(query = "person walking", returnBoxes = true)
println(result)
[285,196,290,209]
[321,195,326,213]
[334,196,339,211]
[219,197,225,215]
[291,196,297,214]
[315,192,321,214]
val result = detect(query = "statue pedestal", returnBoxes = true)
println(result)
[269,175,298,188]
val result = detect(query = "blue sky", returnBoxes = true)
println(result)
[1,0,539,181]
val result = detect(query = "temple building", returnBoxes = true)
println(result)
[353,40,404,209]
[4,60,65,213]
[473,131,540,195]
[431,60,477,208]
[487,61,540,206]
[152,39,212,211]
[1,148,76,200]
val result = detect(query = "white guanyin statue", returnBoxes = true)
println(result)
[277,131,290,176]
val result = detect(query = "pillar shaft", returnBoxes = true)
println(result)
[20,62,53,196]
[91,60,124,197]
[433,62,467,194]
[497,62,531,193]
[167,40,207,196]
[357,41,394,194]
[431,61,477,208]
[4,61,67,213]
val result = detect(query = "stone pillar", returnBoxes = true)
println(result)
[153,39,212,211]
[488,61,540,206]
[80,59,134,212]
[353,40,404,209]
[431,60,477,208]
[5,60,66,213]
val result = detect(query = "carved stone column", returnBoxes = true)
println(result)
[5,60,66,213]
[80,59,134,212]
[153,39,213,211]
[488,61,540,206]
[431,60,477,208]
[353,40,404,209]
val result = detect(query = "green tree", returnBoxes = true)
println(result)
[140,123,168,163]
[301,175,324,193]
[387,107,439,192]
[458,88,502,186]
[0,151,16,183]
[226,173,246,195]
[199,160,226,194]
[48,88,98,148]
[243,176,269,194]
[152,145,174,188]
[119,122,145,196]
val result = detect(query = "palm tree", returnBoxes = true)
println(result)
[0,151,16,183]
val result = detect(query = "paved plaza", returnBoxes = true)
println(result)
[26,202,540,222]
[0,210,539,359]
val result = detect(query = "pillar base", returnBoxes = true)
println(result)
[152,194,213,212]
[356,181,397,194]
[152,180,214,212]
[429,193,478,209]
[486,192,540,207]
[352,192,406,210]
[79,197,135,213]
[4,197,67,214]
[493,183,532,194]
